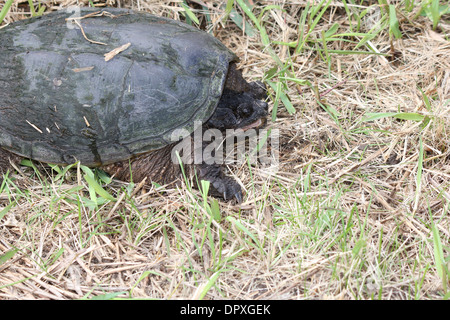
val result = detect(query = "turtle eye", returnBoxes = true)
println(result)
[237,104,252,117]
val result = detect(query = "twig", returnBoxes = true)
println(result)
[72,19,107,45]
[319,79,348,97]
[104,43,131,61]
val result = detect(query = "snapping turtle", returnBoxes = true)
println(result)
[0,8,268,201]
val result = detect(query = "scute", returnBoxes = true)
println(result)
[0,8,237,166]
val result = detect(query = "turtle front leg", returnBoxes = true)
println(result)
[195,163,243,203]
[101,143,243,202]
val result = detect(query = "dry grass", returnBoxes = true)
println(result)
[0,0,449,300]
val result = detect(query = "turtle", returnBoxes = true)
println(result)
[0,8,268,202]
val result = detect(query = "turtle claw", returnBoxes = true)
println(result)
[232,189,243,203]
[197,164,243,203]
[212,176,243,203]
[221,179,243,203]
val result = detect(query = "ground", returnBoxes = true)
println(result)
[0,0,449,300]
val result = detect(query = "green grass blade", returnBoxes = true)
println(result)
[413,137,424,213]
[324,23,340,38]
[180,3,200,25]
[224,0,234,20]
[393,113,425,121]
[266,80,295,116]
[130,270,168,297]
[235,0,281,65]
[81,166,116,202]
[295,0,310,54]
[37,4,46,16]
[310,0,333,32]
[27,0,36,16]
[52,163,77,181]
[362,112,425,122]
[226,216,261,252]
[388,5,402,39]
[418,87,432,112]
[228,7,256,37]
[200,180,221,221]
[88,291,128,300]
[0,200,16,221]
[210,198,221,222]
[431,222,447,292]
[0,248,18,265]
[197,271,222,300]
[270,81,281,121]
[0,0,14,24]
[321,30,331,74]
[431,0,440,30]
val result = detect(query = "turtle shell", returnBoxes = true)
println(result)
[0,8,237,166]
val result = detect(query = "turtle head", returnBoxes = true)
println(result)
[206,84,268,131]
